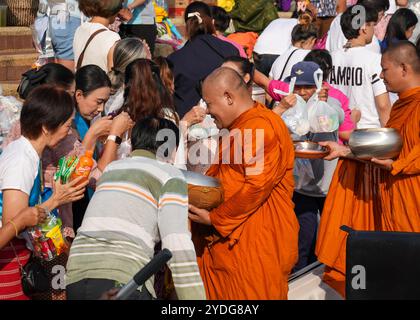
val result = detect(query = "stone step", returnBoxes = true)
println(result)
[0,80,20,98]
[0,26,34,51]
[0,51,38,81]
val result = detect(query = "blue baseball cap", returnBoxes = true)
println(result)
[284,61,322,86]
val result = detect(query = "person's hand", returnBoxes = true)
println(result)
[272,94,296,116]
[351,108,361,124]
[188,204,211,226]
[110,112,135,137]
[318,84,329,102]
[99,288,120,300]
[118,8,132,22]
[181,106,206,128]
[319,141,351,160]
[16,206,47,228]
[88,116,113,139]
[371,158,394,171]
[52,177,89,208]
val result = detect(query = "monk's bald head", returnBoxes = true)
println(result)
[383,41,420,74]
[201,67,254,129]
[381,41,420,93]
[203,67,249,94]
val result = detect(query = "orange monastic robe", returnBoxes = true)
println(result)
[201,102,299,300]
[316,86,420,297]
[379,87,420,231]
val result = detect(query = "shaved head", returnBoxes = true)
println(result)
[203,67,248,94]
[383,41,420,74]
[201,67,254,129]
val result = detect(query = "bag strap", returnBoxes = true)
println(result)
[9,242,27,276]
[277,48,299,81]
[76,29,107,70]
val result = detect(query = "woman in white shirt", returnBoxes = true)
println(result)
[0,86,88,300]
[269,14,318,80]
[73,0,123,72]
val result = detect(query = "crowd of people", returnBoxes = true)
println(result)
[0,0,419,300]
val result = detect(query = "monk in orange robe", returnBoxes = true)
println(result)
[188,67,299,299]
[316,41,420,297]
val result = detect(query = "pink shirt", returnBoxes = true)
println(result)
[216,34,248,58]
[268,80,355,143]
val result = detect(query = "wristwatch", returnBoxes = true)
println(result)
[106,135,122,145]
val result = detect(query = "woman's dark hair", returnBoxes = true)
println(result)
[18,63,75,99]
[291,19,318,44]
[122,59,174,122]
[210,6,230,33]
[79,0,123,18]
[357,0,390,13]
[223,56,255,87]
[341,5,378,40]
[184,1,216,39]
[20,85,74,139]
[304,49,332,81]
[382,8,418,52]
[75,64,111,96]
[131,117,180,157]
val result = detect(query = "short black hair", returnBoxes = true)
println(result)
[210,6,230,32]
[357,0,389,13]
[131,117,180,157]
[304,49,333,81]
[20,85,74,139]
[75,64,111,96]
[18,63,74,99]
[341,5,379,40]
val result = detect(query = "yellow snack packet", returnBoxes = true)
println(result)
[45,225,67,255]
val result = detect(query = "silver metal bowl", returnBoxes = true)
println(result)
[349,128,403,160]
[294,141,329,159]
[180,170,221,187]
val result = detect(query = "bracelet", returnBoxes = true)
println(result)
[8,219,19,237]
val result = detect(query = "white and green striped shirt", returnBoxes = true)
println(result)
[65,149,206,300]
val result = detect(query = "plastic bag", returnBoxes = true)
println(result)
[307,70,340,133]
[188,100,220,140]
[293,158,315,189]
[278,77,310,136]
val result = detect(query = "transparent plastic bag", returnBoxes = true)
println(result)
[277,78,310,136]
[293,158,315,189]
[188,99,220,140]
[307,70,340,133]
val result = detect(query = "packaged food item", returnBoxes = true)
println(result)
[70,150,94,183]
[27,211,68,261]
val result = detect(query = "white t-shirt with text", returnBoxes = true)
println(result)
[329,47,387,128]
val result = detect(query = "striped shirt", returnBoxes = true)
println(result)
[65,149,206,300]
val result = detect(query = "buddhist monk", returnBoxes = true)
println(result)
[188,67,299,299]
[316,41,420,297]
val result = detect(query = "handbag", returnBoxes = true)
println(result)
[10,242,49,297]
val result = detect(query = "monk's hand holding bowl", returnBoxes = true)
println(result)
[371,158,394,171]
[188,204,211,226]
[319,141,351,161]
